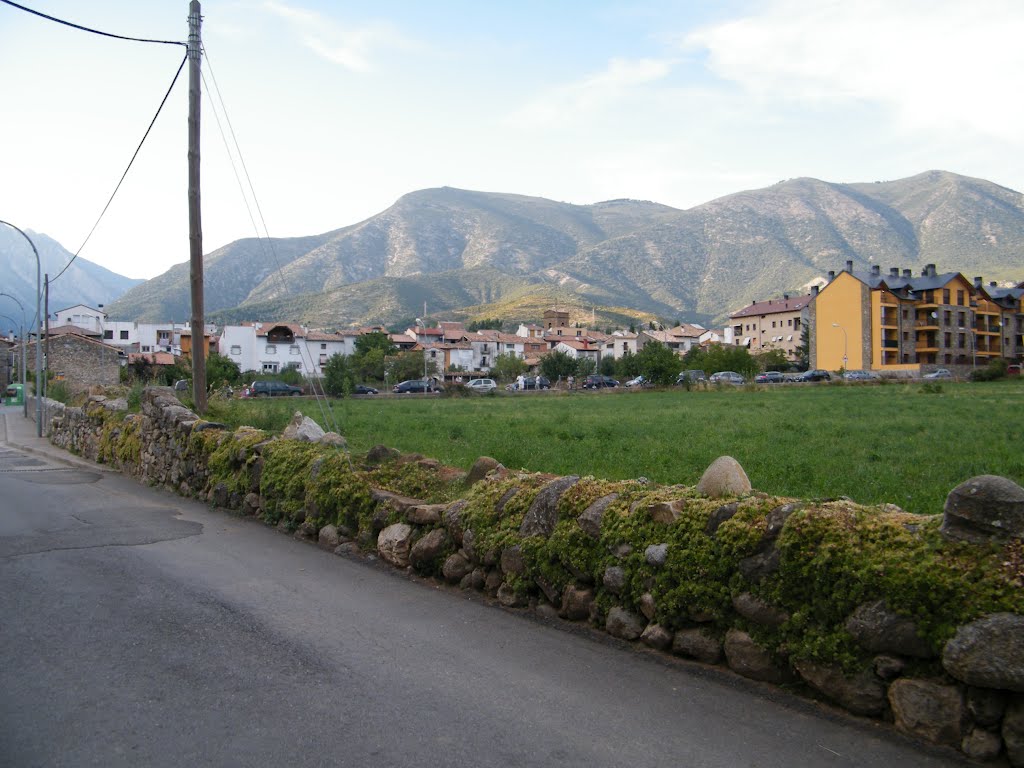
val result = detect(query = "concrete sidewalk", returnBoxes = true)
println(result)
[0,404,114,472]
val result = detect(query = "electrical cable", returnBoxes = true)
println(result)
[0,0,186,47]
[202,45,347,449]
[51,53,188,284]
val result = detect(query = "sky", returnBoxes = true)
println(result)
[2,0,1023,281]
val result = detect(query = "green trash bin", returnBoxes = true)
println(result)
[4,383,24,406]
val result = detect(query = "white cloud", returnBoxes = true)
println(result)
[262,1,420,73]
[684,0,1024,142]
[509,57,674,128]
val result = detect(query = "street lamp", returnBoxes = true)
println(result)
[0,220,43,436]
[832,322,848,371]
[0,292,28,418]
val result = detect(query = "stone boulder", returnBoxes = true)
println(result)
[318,524,340,550]
[672,628,723,665]
[282,411,326,442]
[641,624,673,651]
[645,543,668,568]
[732,592,789,629]
[845,600,935,659]
[888,679,964,747]
[365,444,400,464]
[961,728,1002,762]
[500,545,526,577]
[943,613,1024,692]
[441,552,473,583]
[407,503,445,526]
[1004,697,1024,768]
[443,500,467,545]
[793,660,887,717]
[466,456,504,485]
[942,475,1024,543]
[319,432,347,448]
[705,502,740,536]
[696,456,751,498]
[519,475,580,538]
[606,607,645,641]
[377,523,414,568]
[409,529,451,570]
[724,629,787,683]
[560,586,595,621]
[577,493,619,539]
[603,565,626,594]
[497,583,528,608]
[646,499,686,524]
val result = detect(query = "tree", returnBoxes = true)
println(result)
[797,324,810,370]
[388,350,431,383]
[206,352,241,387]
[467,318,503,331]
[754,348,790,372]
[598,355,617,376]
[683,344,757,379]
[539,349,577,380]
[490,353,526,381]
[323,353,354,396]
[615,349,641,380]
[633,341,683,385]
[355,331,395,358]
[574,357,596,377]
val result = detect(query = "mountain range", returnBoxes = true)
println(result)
[0,228,143,332]
[30,170,1024,330]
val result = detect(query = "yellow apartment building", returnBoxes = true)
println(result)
[808,262,1023,374]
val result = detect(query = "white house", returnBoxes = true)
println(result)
[603,331,639,360]
[52,304,106,334]
[466,331,525,371]
[305,331,360,376]
[553,339,601,366]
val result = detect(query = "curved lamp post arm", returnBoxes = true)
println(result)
[0,220,44,436]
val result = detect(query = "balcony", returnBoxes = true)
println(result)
[881,340,900,349]
[914,320,939,330]
[915,342,938,353]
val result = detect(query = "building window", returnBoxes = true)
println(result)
[230,345,241,355]
[103,330,113,339]
[141,345,151,352]
[943,289,951,304]
[265,344,277,354]
[120,330,129,340]
[319,354,327,365]
[290,345,300,355]
[320,343,327,350]
[262,362,278,373]
[957,290,965,306]
[944,311,951,326]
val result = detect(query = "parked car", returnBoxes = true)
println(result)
[754,371,784,384]
[466,378,497,393]
[843,370,880,381]
[521,375,551,390]
[393,379,435,393]
[795,369,832,382]
[709,371,745,385]
[352,384,379,395]
[675,370,707,385]
[923,368,953,380]
[582,374,619,389]
[625,375,651,388]
[248,380,303,397]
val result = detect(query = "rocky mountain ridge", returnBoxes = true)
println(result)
[105,170,1024,327]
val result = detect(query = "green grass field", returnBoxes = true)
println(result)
[207,380,1024,516]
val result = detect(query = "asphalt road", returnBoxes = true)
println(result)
[0,427,967,767]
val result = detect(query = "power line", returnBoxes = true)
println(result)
[0,0,186,47]
[51,52,188,283]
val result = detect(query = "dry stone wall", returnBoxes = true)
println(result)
[39,387,1024,765]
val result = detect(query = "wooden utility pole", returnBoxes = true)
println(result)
[187,0,206,413]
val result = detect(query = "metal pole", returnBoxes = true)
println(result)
[43,274,49,401]
[0,220,43,436]
[187,0,207,413]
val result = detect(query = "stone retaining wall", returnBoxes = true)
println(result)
[42,387,1024,765]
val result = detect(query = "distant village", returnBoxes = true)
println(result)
[2,260,1022,392]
